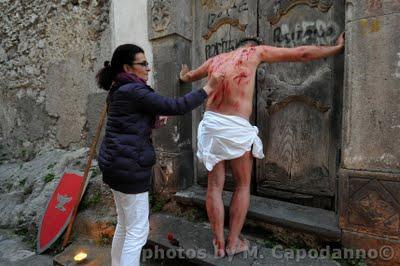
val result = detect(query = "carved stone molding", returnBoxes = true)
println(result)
[202,17,247,40]
[267,95,330,116]
[348,179,400,236]
[267,0,333,25]
[151,0,172,32]
[339,169,400,238]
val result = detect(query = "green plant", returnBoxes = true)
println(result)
[150,194,168,212]
[43,173,55,183]
[177,208,199,223]
[97,232,113,246]
[333,256,365,266]
[91,167,100,177]
[264,235,282,248]
[14,227,28,237]
[23,185,33,196]
[47,163,56,170]
[79,191,101,211]
[19,178,27,186]
[89,191,101,206]
[6,182,13,192]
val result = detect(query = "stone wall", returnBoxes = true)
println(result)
[339,0,400,264]
[0,0,111,162]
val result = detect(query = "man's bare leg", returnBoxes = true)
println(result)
[226,151,252,254]
[206,161,226,257]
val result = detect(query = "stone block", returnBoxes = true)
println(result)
[342,230,400,265]
[346,0,400,22]
[86,92,107,150]
[148,0,192,41]
[339,169,400,239]
[45,52,91,148]
[151,36,193,153]
[342,12,400,171]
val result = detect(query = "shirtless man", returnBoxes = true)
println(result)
[180,33,345,257]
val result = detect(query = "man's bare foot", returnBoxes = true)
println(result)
[213,239,226,258]
[226,237,250,256]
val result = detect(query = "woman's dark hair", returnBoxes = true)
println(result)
[96,44,144,90]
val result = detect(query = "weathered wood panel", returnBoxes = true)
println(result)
[256,0,344,209]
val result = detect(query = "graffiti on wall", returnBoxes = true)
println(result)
[273,20,338,47]
[206,0,248,28]
[205,37,239,59]
[203,0,248,40]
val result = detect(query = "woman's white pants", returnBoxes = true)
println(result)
[111,190,149,266]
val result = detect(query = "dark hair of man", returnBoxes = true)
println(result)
[236,37,263,49]
[96,44,144,91]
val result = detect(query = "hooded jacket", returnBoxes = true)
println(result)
[98,74,207,194]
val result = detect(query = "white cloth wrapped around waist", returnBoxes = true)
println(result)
[197,111,264,171]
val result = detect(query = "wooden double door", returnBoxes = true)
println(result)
[194,0,344,210]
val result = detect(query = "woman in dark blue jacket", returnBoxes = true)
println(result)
[96,44,218,266]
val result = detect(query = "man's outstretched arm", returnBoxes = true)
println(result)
[259,32,344,63]
[180,58,213,82]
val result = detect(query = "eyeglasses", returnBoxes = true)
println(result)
[133,61,149,67]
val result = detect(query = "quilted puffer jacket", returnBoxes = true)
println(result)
[98,78,207,194]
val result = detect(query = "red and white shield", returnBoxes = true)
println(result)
[37,172,84,254]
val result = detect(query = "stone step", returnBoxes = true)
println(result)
[147,213,340,266]
[174,185,341,241]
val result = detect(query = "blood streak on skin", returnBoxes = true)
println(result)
[233,101,240,111]
[235,59,243,69]
[210,56,225,73]
[211,89,222,104]
[217,80,231,110]
[233,71,248,86]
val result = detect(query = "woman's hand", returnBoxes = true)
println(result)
[203,72,225,96]
[179,64,190,82]
[154,116,168,129]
